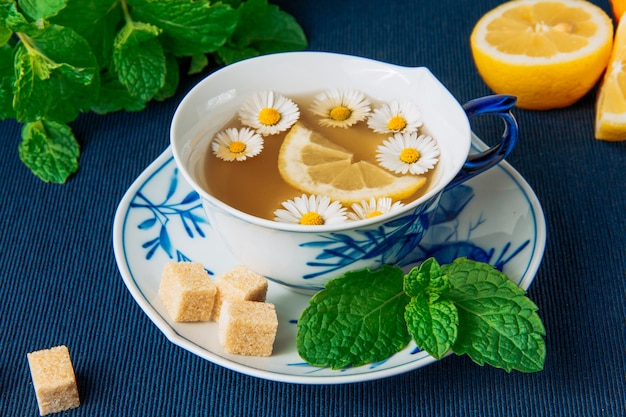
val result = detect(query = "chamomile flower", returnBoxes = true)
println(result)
[309,89,371,128]
[211,127,264,161]
[348,197,405,221]
[367,100,423,134]
[376,132,440,175]
[239,90,300,135]
[274,194,348,226]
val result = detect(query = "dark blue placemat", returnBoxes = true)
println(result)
[1,0,625,415]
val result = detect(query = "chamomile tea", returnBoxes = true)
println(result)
[201,90,440,222]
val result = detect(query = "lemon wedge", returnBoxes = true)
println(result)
[611,0,626,23]
[595,12,626,141]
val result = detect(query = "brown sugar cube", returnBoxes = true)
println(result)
[27,345,80,416]
[159,261,216,322]
[218,301,278,356]
[211,265,268,321]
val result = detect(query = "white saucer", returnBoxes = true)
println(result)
[113,140,546,384]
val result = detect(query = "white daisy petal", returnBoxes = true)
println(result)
[323,201,350,225]
[273,208,298,223]
[347,197,406,220]
[283,200,300,214]
[314,194,331,213]
[376,132,440,175]
[298,194,314,213]
[211,127,264,161]
[274,194,347,225]
[239,90,300,135]
[310,89,371,128]
[367,100,423,134]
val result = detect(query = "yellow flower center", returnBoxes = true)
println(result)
[366,210,384,218]
[329,105,352,121]
[400,148,420,164]
[388,115,407,131]
[300,212,324,226]
[228,141,246,154]
[258,107,281,126]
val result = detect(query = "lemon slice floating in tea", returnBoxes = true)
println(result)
[470,0,613,110]
[278,122,426,205]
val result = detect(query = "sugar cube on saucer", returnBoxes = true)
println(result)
[159,261,216,322]
[218,301,278,357]
[212,265,268,321]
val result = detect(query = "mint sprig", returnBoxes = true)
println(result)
[0,0,307,183]
[296,258,546,373]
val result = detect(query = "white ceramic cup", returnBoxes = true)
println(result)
[171,51,518,293]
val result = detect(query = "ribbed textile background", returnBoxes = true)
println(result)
[1,0,624,415]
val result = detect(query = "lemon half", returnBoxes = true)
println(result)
[470,0,613,110]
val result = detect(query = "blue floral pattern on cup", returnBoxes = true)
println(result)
[299,196,439,279]
[129,159,528,280]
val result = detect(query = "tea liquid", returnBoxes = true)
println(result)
[202,96,436,220]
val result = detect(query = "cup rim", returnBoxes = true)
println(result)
[170,51,471,233]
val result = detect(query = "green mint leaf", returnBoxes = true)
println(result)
[219,0,241,7]
[129,0,238,56]
[113,21,165,101]
[90,70,147,114]
[297,265,411,369]
[51,0,122,68]
[217,0,307,65]
[153,53,179,101]
[443,258,546,373]
[405,292,458,360]
[188,53,208,75]
[403,258,458,359]
[403,257,450,299]
[19,119,79,183]
[18,0,67,20]
[0,1,31,33]
[215,46,255,66]
[0,43,15,119]
[1,21,11,46]
[13,44,53,121]
[13,24,99,123]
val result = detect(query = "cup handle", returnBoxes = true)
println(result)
[448,94,518,188]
